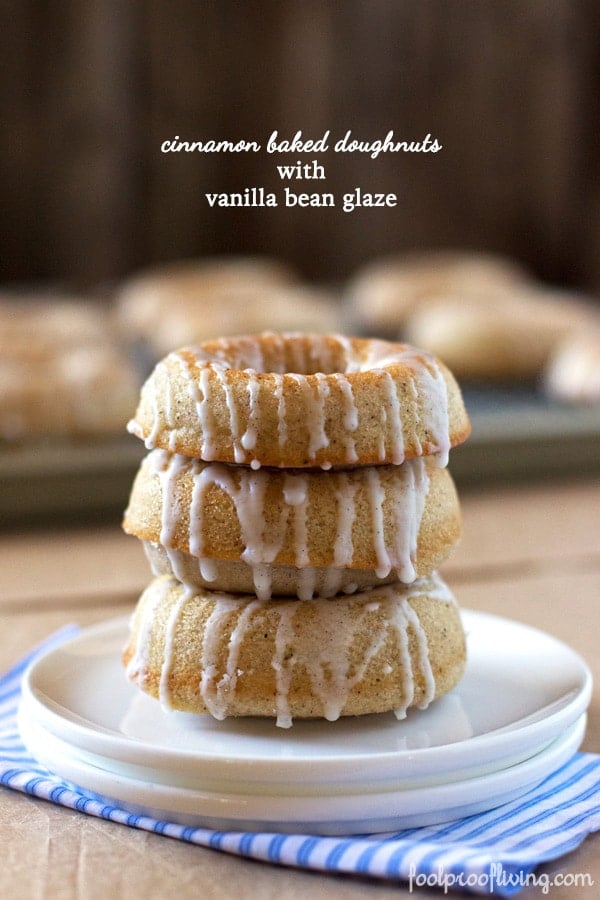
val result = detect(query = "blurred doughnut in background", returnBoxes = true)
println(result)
[116,255,344,361]
[0,293,141,442]
[346,251,530,337]
[346,250,600,400]
[544,326,600,405]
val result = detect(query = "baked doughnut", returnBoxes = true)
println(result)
[404,290,595,382]
[127,333,471,468]
[117,257,342,357]
[148,285,343,358]
[0,293,119,351]
[544,325,600,404]
[123,450,461,597]
[0,293,142,441]
[123,572,466,726]
[117,256,295,341]
[142,546,400,601]
[0,345,141,441]
[348,250,529,335]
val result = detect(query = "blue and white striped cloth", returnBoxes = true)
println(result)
[1,627,599,896]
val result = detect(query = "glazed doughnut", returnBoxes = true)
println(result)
[0,293,142,440]
[123,572,466,725]
[127,333,471,468]
[0,293,120,351]
[123,450,461,597]
[0,346,140,441]
[117,256,296,343]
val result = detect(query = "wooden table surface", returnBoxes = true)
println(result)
[1,476,599,899]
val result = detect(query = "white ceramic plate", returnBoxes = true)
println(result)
[19,610,592,833]
[18,709,587,833]
[20,610,591,796]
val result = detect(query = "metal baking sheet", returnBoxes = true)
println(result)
[0,436,145,526]
[450,386,600,484]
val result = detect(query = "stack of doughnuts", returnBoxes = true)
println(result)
[122,333,471,727]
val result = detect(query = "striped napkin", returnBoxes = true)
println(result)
[2,628,599,896]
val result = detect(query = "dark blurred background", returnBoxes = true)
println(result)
[2,0,600,291]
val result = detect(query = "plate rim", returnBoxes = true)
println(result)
[18,708,587,833]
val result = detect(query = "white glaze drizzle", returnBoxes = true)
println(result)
[366,467,392,578]
[158,586,193,709]
[216,367,245,463]
[271,598,390,726]
[390,457,429,583]
[331,373,359,463]
[147,374,162,449]
[196,365,221,461]
[283,472,310,573]
[192,460,284,568]
[125,579,164,682]
[272,373,287,451]
[153,451,189,547]
[376,368,406,465]
[129,357,167,449]
[377,404,388,462]
[363,341,451,467]
[200,596,264,720]
[332,473,358,568]
[143,543,367,600]
[241,372,260,450]
[321,567,348,597]
[288,372,329,461]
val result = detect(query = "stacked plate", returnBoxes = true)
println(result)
[19,610,591,835]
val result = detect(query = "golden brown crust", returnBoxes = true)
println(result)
[123,573,466,721]
[123,451,461,581]
[127,333,471,468]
